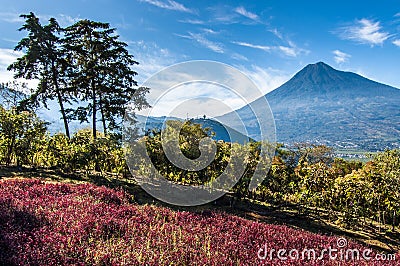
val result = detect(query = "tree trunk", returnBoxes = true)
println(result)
[52,66,70,138]
[92,80,97,140]
[91,80,100,172]
[56,91,70,139]
[99,95,107,135]
[6,136,15,166]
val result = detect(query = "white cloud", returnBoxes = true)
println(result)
[332,50,351,64]
[278,46,297,57]
[0,12,24,23]
[142,83,249,118]
[177,32,224,53]
[338,18,390,46]
[0,48,23,66]
[178,19,204,25]
[0,48,38,89]
[139,0,194,13]
[207,6,238,24]
[0,12,81,27]
[0,12,80,27]
[232,41,271,52]
[231,53,248,61]
[393,39,400,47]
[238,65,289,95]
[35,13,81,27]
[269,28,283,40]
[232,41,308,57]
[208,5,262,24]
[201,28,218,35]
[137,63,290,118]
[53,14,81,26]
[126,41,179,83]
[234,6,259,21]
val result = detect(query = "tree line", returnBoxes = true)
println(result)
[143,122,400,230]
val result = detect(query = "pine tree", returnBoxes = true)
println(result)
[8,12,73,138]
[64,19,148,139]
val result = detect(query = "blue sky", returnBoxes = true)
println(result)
[0,0,399,117]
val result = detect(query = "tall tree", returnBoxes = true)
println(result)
[8,12,73,138]
[64,19,148,139]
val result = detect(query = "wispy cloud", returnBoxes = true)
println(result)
[393,39,400,47]
[269,28,283,40]
[232,40,307,57]
[139,0,194,13]
[41,14,81,26]
[177,32,224,53]
[126,41,180,83]
[208,5,263,25]
[206,6,240,24]
[232,41,271,52]
[231,53,248,62]
[0,12,24,23]
[337,18,390,46]
[0,12,80,27]
[178,19,204,25]
[332,50,351,64]
[201,28,218,34]
[0,48,23,66]
[234,6,258,21]
[278,45,298,57]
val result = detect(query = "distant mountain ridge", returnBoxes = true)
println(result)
[218,62,400,151]
[136,115,252,145]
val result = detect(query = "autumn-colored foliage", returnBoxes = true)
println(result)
[1,179,398,265]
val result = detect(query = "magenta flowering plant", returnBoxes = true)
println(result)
[0,179,397,265]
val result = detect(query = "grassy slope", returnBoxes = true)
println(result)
[0,167,399,265]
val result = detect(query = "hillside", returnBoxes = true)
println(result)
[219,62,400,151]
[1,178,396,265]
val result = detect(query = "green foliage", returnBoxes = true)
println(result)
[292,148,400,228]
[141,124,400,229]
[144,120,231,185]
[2,12,148,176]
[0,106,47,166]
[41,129,126,174]
[63,19,148,137]
[8,12,72,138]
[8,13,149,139]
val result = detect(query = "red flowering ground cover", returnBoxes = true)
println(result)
[0,178,398,265]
